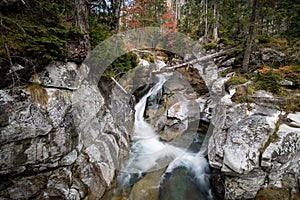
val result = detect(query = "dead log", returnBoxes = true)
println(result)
[161,48,237,72]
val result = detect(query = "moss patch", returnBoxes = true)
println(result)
[259,119,280,154]
[225,76,248,88]
[202,42,218,51]
[255,187,291,200]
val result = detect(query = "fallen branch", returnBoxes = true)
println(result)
[111,77,128,94]
[161,47,237,71]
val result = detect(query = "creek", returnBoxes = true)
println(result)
[105,72,213,199]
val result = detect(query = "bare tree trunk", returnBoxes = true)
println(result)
[113,0,123,31]
[204,0,208,38]
[213,0,219,42]
[242,0,258,72]
[75,0,90,53]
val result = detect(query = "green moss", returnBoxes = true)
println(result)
[225,76,248,87]
[202,42,218,51]
[259,119,280,154]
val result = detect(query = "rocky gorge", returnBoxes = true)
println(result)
[0,46,299,199]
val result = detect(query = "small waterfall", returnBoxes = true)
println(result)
[116,72,213,199]
[117,73,183,189]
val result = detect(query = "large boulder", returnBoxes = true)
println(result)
[208,83,300,199]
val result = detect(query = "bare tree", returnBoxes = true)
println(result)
[213,0,219,42]
[204,0,208,38]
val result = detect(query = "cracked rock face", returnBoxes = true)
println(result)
[208,86,300,199]
[0,62,134,199]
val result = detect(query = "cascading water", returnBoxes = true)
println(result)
[114,72,213,199]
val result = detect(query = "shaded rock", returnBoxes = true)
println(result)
[261,48,286,63]
[224,170,266,199]
[252,48,287,65]
[176,66,209,96]
[221,58,236,67]
[210,169,225,199]
[193,61,219,90]
[231,85,250,103]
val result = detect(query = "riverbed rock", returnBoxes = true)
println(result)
[0,62,134,199]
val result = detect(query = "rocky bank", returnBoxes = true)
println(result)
[0,62,134,199]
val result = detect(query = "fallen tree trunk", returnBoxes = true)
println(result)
[161,47,237,71]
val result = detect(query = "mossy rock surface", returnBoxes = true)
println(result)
[255,187,298,200]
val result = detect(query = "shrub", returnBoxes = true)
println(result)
[102,52,138,78]
[258,35,271,44]
[285,97,300,113]
[255,69,281,94]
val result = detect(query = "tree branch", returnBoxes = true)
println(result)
[111,77,128,94]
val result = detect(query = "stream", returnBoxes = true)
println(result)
[106,72,213,199]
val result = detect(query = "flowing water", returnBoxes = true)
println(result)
[110,73,213,199]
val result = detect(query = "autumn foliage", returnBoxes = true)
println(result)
[120,0,165,30]
[161,7,178,34]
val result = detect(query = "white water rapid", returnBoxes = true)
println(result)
[116,73,213,199]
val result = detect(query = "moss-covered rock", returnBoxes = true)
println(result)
[255,187,293,200]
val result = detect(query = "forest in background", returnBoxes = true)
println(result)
[0,0,299,89]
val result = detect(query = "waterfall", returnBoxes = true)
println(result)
[116,72,213,199]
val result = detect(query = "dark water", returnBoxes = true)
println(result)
[160,166,211,200]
